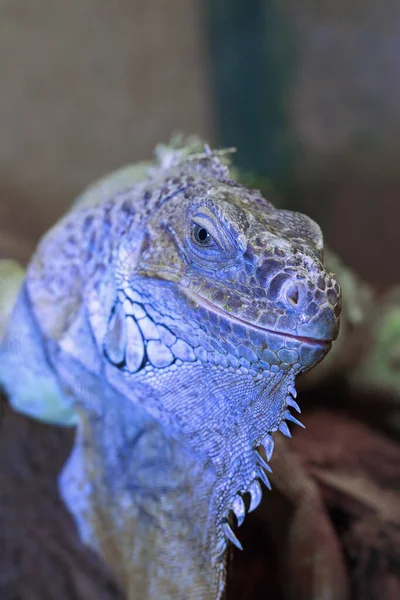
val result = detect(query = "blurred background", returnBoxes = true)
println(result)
[1,0,399,288]
[1,2,400,599]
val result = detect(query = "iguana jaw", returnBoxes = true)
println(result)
[184,288,332,347]
[182,286,333,373]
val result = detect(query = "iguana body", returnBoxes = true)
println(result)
[0,140,341,599]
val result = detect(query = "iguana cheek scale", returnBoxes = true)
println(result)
[0,140,341,599]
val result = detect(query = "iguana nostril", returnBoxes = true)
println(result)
[286,285,300,306]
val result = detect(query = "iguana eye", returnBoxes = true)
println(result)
[193,223,211,246]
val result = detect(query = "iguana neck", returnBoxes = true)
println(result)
[58,357,224,600]
[56,339,293,599]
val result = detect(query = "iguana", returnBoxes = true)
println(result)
[0,138,341,599]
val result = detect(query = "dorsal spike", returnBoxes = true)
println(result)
[258,468,272,491]
[248,480,262,512]
[284,410,306,429]
[231,494,246,527]
[278,421,292,438]
[286,396,301,413]
[262,434,275,461]
[255,449,273,473]
[222,521,243,551]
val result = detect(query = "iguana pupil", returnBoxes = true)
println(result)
[194,223,211,245]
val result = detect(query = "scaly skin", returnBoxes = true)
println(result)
[0,141,341,599]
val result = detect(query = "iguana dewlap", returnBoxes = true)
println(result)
[0,141,341,599]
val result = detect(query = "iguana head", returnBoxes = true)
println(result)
[119,151,340,378]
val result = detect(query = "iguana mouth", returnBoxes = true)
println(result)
[183,289,331,347]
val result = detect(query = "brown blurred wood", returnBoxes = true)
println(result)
[0,393,124,600]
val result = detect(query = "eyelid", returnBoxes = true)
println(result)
[191,215,220,241]
[190,207,246,256]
